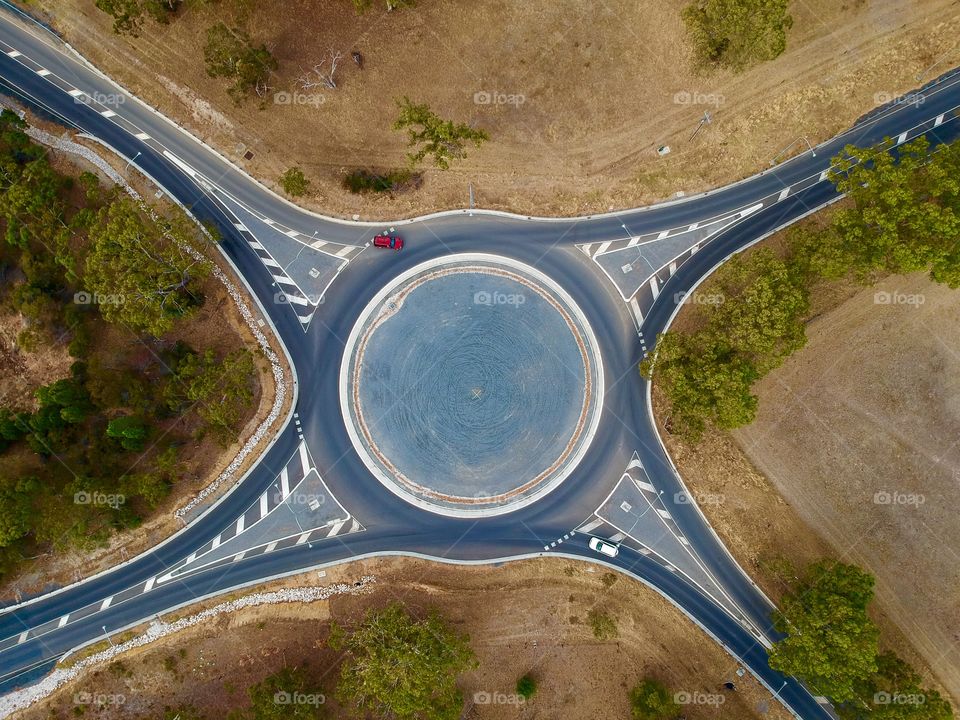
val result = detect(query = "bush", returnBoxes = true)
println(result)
[279,167,310,197]
[629,679,680,720]
[516,674,537,700]
[587,609,618,640]
[682,0,793,72]
[342,168,419,194]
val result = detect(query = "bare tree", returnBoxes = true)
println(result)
[297,49,344,90]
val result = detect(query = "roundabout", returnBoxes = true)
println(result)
[340,254,604,517]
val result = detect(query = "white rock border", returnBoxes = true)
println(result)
[0,576,375,717]
[0,100,288,520]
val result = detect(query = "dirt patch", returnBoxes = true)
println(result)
[654,265,960,704]
[20,0,960,218]
[12,557,793,720]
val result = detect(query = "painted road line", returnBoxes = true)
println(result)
[186,552,197,564]
[656,229,669,240]
[280,467,290,498]
[67,88,83,97]
[285,229,299,238]
[235,223,250,233]
[668,261,677,276]
[778,187,790,201]
[635,478,656,493]
[595,241,612,256]
[236,515,245,534]
[57,615,69,628]
[299,442,310,473]
[688,222,699,231]
[897,131,908,144]
[935,114,944,127]
[649,276,660,299]
[211,534,221,549]
[17,631,27,644]
[578,517,604,533]
[818,170,829,182]
[627,237,641,247]
[609,531,626,542]
[135,132,150,140]
[656,509,672,520]
[627,455,643,470]
[233,551,246,562]
[36,68,50,76]
[678,535,691,546]
[579,243,593,256]
[349,519,361,533]
[275,274,299,288]
[6,50,21,57]
[100,596,112,611]
[295,532,311,545]
[335,245,354,258]
[629,297,644,326]
[261,257,282,268]
[143,576,156,593]
[259,493,269,517]
[100,109,116,117]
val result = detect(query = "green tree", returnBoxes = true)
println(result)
[165,348,255,445]
[85,198,210,337]
[236,666,325,719]
[682,0,793,71]
[106,415,149,451]
[204,23,278,102]
[0,476,39,548]
[838,652,954,720]
[769,562,880,702]
[815,137,960,287]
[629,679,680,720]
[95,0,180,35]
[394,97,488,170]
[280,167,310,197]
[516,674,537,700]
[330,602,477,720]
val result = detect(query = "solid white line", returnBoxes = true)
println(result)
[280,467,290,498]
[298,442,310,473]
[100,596,112,611]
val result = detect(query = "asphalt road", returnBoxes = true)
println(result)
[0,7,958,718]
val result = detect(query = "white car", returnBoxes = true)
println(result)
[588,537,619,558]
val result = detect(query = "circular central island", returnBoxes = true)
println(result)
[340,254,603,517]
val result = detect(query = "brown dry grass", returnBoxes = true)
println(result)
[653,231,960,703]
[13,557,793,720]
[20,0,960,218]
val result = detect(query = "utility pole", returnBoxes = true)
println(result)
[690,111,711,141]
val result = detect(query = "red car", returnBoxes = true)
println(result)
[373,234,404,251]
